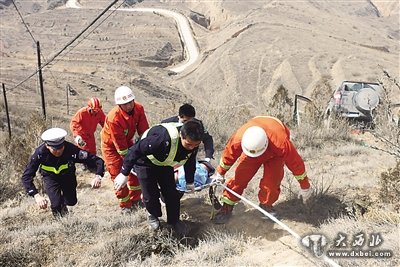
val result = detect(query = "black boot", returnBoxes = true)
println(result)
[259,203,278,220]
[52,205,69,219]
[170,220,189,236]
[213,203,233,224]
[148,214,160,231]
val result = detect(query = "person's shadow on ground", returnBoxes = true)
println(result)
[274,195,347,227]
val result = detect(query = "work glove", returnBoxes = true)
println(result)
[34,194,48,209]
[91,175,102,189]
[114,173,128,191]
[210,173,225,184]
[204,158,211,162]
[74,135,86,147]
[186,183,195,193]
[299,186,314,204]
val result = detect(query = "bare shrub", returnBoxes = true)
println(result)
[370,70,400,211]
[379,161,400,211]
[371,71,400,158]
[0,248,42,267]
[0,112,48,204]
[267,84,293,125]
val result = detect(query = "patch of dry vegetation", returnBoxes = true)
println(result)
[0,112,48,203]
[0,74,399,266]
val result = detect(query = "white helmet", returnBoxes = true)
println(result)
[241,126,268,157]
[115,86,135,105]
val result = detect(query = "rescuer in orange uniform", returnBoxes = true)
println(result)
[70,97,106,184]
[211,116,314,224]
[70,97,105,156]
[101,86,150,214]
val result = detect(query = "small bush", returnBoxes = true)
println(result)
[0,112,48,204]
[379,161,400,211]
[267,84,293,125]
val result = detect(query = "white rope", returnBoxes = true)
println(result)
[219,183,341,267]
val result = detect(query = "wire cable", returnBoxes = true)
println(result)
[49,0,126,67]
[11,0,37,43]
[13,0,64,94]
[7,0,120,91]
[218,182,341,267]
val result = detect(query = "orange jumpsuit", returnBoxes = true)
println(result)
[217,116,310,206]
[70,107,105,155]
[101,103,149,208]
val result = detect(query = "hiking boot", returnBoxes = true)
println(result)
[52,205,69,219]
[213,203,233,224]
[259,203,278,220]
[148,214,160,231]
[60,205,69,216]
[121,207,133,215]
[170,220,189,236]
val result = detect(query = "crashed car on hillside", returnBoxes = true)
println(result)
[325,81,382,127]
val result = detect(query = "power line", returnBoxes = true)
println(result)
[50,0,125,67]
[7,0,120,91]
[12,0,63,94]
[11,0,37,43]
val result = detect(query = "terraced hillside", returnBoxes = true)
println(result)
[1,0,187,127]
[1,0,398,131]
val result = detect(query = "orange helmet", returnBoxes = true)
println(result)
[88,97,102,112]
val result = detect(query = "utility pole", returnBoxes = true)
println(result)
[66,84,70,115]
[2,83,12,138]
[37,41,46,119]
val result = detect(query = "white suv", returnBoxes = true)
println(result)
[325,81,381,127]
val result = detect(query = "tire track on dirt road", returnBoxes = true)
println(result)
[66,0,200,74]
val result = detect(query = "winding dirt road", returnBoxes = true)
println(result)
[65,0,199,73]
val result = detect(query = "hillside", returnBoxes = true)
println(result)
[0,0,399,266]
[1,0,399,123]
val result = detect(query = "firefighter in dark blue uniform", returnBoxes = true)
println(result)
[114,120,204,236]
[161,103,214,161]
[21,128,105,218]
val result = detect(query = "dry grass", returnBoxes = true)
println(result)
[1,76,399,267]
[320,214,399,267]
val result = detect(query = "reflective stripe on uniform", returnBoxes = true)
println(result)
[141,123,188,167]
[118,148,128,156]
[294,172,307,181]
[40,164,69,174]
[219,159,231,171]
[119,195,130,203]
[128,185,141,191]
[220,196,237,206]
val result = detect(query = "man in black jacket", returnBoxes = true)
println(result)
[21,128,105,218]
[161,103,214,161]
[114,120,204,236]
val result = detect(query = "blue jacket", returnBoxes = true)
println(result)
[176,161,211,191]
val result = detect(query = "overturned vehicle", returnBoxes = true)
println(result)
[325,81,381,127]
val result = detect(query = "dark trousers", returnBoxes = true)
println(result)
[43,175,78,213]
[135,165,180,225]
